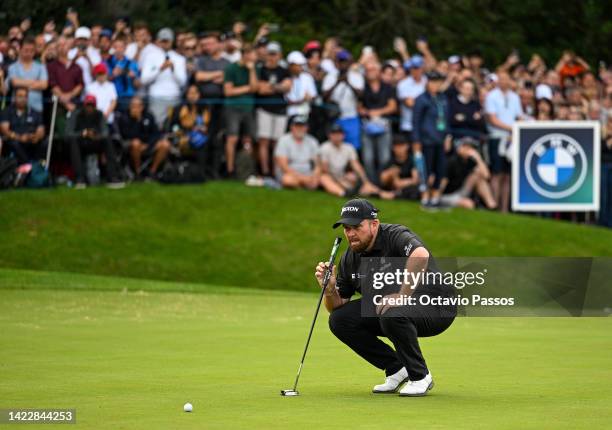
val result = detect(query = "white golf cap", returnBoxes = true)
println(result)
[485,73,498,84]
[157,27,174,42]
[75,26,91,39]
[448,55,461,64]
[535,84,553,100]
[287,51,306,65]
[266,41,282,53]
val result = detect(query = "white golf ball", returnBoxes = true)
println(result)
[183,402,193,413]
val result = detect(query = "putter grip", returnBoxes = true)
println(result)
[322,237,342,287]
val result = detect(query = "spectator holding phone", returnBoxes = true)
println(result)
[141,28,187,128]
[106,36,140,111]
[322,49,364,150]
[65,94,124,189]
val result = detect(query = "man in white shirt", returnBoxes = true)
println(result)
[68,26,102,88]
[125,22,158,70]
[140,28,187,128]
[86,63,118,124]
[397,55,427,193]
[322,49,364,149]
[286,51,317,118]
[485,70,524,212]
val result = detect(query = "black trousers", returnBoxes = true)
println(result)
[68,136,119,183]
[328,296,456,381]
[3,139,46,164]
[203,102,224,178]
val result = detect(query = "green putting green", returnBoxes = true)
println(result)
[1,269,611,429]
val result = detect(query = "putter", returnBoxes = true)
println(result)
[281,237,343,397]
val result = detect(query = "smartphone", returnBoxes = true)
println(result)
[267,23,280,33]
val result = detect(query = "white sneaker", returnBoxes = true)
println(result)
[372,367,409,394]
[399,372,434,397]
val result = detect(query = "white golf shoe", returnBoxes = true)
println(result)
[372,367,409,393]
[399,372,434,396]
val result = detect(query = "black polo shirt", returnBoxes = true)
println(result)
[336,223,448,299]
[0,107,43,135]
[117,111,161,145]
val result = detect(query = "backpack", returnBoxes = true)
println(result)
[0,158,18,189]
[25,161,51,188]
[158,161,206,184]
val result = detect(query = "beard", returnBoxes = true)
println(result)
[348,233,373,253]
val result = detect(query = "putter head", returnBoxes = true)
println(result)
[280,389,299,396]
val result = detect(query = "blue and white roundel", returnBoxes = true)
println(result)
[536,147,575,187]
[524,133,587,199]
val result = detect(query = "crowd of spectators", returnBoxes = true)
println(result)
[1,11,611,226]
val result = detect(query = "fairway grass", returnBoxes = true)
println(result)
[1,269,611,429]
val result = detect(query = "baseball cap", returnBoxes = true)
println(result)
[485,73,498,84]
[92,63,108,76]
[336,49,352,62]
[287,51,307,65]
[256,36,269,47]
[535,84,553,100]
[410,55,424,68]
[333,199,379,229]
[303,40,321,53]
[329,123,344,133]
[75,26,91,39]
[100,28,113,39]
[403,59,413,71]
[454,136,479,149]
[157,27,174,42]
[266,41,282,53]
[83,94,97,105]
[291,115,308,126]
[448,55,461,65]
[426,70,445,81]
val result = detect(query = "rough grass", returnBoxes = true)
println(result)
[1,182,610,292]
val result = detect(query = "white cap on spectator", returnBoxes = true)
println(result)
[266,41,282,53]
[448,55,461,64]
[485,73,498,84]
[75,26,91,39]
[287,51,306,65]
[157,27,175,42]
[535,84,553,100]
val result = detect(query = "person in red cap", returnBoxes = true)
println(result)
[86,62,118,124]
[303,40,324,87]
[65,93,124,189]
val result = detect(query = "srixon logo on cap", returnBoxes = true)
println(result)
[341,206,360,215]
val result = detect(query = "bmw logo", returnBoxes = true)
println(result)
[524,133,587,199]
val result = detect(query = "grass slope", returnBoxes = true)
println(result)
[1,183,611,292]
[1,269,611,429]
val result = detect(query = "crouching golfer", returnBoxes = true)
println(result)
[315,198,457,396]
